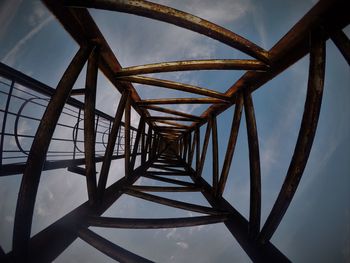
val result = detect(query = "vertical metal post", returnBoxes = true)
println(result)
[244,90,261,240]
[73,108,81,160]
[259,30,326,244]
[84,47,99,205]
[124,95,131,177]
[217,94,243,196]
[198,120,211,177]
[97,90,129,201]
[211,115,219,193]
[130,117,145,171]
[141,122,146,164]
[195,127,200,174]
[187,133,192,164]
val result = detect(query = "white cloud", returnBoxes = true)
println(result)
[2,15,54,66]
[166,228,177,239]
[5,215,14,223]
[28,1,48,26]
[176,241,189,249]
[0,0,23,40]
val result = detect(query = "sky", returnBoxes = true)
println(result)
[0,0,349,262]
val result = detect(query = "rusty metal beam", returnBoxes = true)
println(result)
[125,189,225,215]
[259,29,326,244]
[86,215,229,229]
[115,59,268,76]
[137,98,229,105]
[97,90,130,201]
[66,0,269,62]
[217,93,243,196]
[70,88,86,95]
[124,95,131,177]
[84,47,99,205]
[126,185,200,192]
[195,127,200,173]
[329,29,350,66]
[119,76,231,101]
[244,90,261,239]
[12,45,93,262]
[195,0,349,127]
[141,122,146,164]
[78,228,154,263]
[139,105,203,121]
[154,120,191,128]
[211,115,219,193]
[142,173,195,187]
[147,116,200,122]
[42,0,156,130]
[185,162,290,263]
[130,117,145,171]
[197,120,211,177]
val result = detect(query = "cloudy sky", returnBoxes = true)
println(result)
[0,0,349,262]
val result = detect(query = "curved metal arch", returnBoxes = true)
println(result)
[66,0,269,63]
[119,75,230,101]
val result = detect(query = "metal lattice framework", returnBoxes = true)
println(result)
[0,0,349,262]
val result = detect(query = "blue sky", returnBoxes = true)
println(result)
[0,0,349,262]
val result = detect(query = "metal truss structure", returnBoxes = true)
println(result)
[0,0,349,262]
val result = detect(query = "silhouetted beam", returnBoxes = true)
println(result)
[126,185,200,192]
[187,133,192,163]
[125,189,224,215]
[182,134,188,160]
[198,120,211,177]
[118,76,230,101]
[140,105,203,121]
[66,0,269,63]
[130,117,145,170]
[329,29,350,65]
[259,30,326,244]
[211,115,219,193]
[137,98,229,105]
[114,59,268,76]
[0,246,8,263]
[11,157,154,263]
[84,47,99,205]
[70,88,85,95]
[243,90,261,239]
[12,45,94,262]
[217,93,243,196]
[142,173,195,187]
[1,154,136,176]
[98,90,130,200]
[141,122,146,164]
[86,215,230,229]
[78,228,154,263]
[125,95,131,177]
[147,116,199,122]
[195,128,200,172]
[67,166,88,176]
[145,171,188,176]
[189,131,196,166]
[186,162,290,263]
[145,127,152,161]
